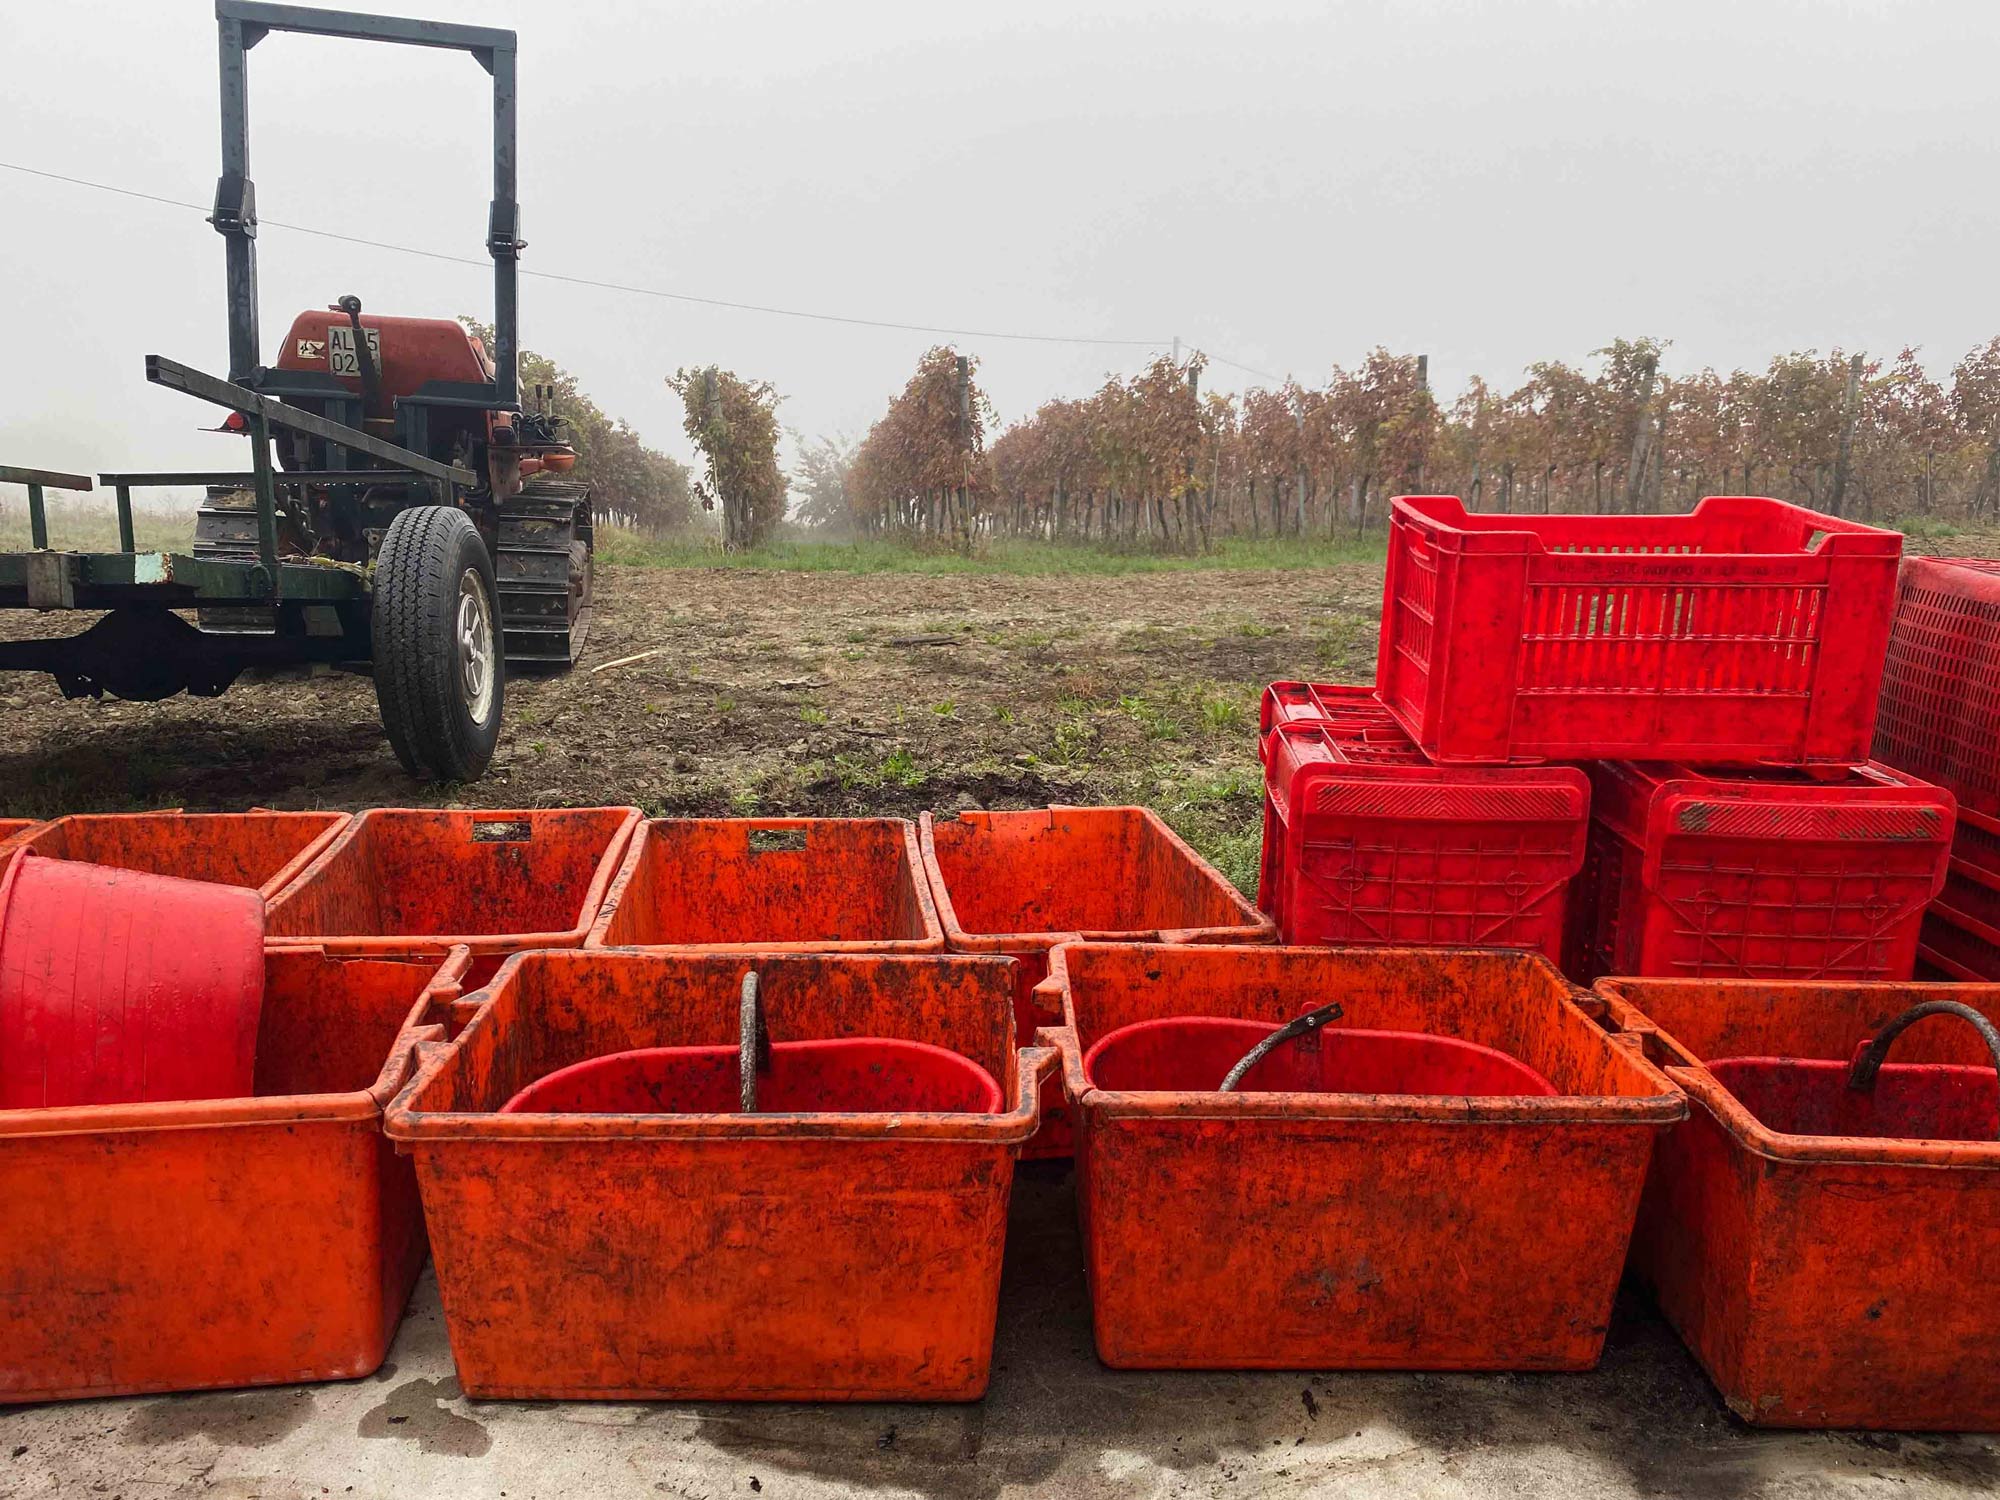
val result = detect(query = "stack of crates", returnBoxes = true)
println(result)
[1870,556,2000,980]
[1261,494,1956,984]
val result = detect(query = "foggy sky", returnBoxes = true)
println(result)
[2,0,1995,500]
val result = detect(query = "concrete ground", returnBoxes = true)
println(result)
[3,1165,1995,1500]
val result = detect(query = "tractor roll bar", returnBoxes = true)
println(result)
[211,0,522,407]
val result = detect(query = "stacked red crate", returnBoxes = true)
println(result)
[1259,495,1948,982]
[1870,556,2000,980]
[1256,683,1589,962]
[1564,760,1952,984]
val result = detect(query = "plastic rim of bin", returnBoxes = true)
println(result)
[1703,1055,1998,1143]
[0,852,267,1109]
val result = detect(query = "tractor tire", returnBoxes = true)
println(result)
[372,506,504,782]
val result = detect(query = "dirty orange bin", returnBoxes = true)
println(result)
[0,821,36,845]
[387,949,1051,1401]
[1598,975,2000,1430]
[265,806,639,956]
[588,817,942,952]
[921,806,1273,1157]
[0,946,468,1402]
[0,809,346,897]
[1047,942,1683,1370]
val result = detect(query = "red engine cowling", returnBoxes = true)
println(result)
[274,309,494,424]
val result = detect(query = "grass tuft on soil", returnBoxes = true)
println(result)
[599,528,1384,574]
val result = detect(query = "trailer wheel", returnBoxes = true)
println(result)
[372,506,504,781]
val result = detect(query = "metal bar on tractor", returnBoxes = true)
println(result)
[115,486,135,553]
[99,469,422,487]
[248,411,281,590]
[145,356,477,488]
[209,2,520,399]
[214,1,514,56]
[214,9,259,382]
[488,37,520,409]
[27,486,47,550]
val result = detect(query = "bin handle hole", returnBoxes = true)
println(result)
[1848,999,2000,1141]
[471,819,534,843]
[1219,1002,1344,1093]
[749,828,808,854]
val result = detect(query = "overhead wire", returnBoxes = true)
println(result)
[0,158,1288,381]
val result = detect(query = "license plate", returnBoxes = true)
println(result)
[329,324,380,377]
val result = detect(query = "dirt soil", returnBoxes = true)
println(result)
[0,562,1384,890]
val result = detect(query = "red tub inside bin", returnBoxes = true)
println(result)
[1257,683,1588,960]
[1566,759,1953,984]
[1376,494,1902,765]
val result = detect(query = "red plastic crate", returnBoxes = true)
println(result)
[1376,495,1902,765]
[1567,760,1954,983]
[1919,904,2000,982]
[1873,556,2000,818]
[1256,685,1588,960]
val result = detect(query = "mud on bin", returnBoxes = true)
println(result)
[1043,942,1684,1371]
[385,948,1054,1402]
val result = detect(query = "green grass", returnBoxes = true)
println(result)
[598,527,1383,574]
[1892,515,1960,540]
[0,501,195,553]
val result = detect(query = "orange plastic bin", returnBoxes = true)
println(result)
[265,805,639,956]
[1047,942,1683,1370]
[0,945,469,1402]
[588,817,942,952]
[0,809,346,897]
[0,821,36,845]
[387,949,1052,1400]
[1598,975,2000,1429]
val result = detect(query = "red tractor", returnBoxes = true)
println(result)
[0,1,591,782]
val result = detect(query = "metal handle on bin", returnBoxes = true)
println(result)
[1219,1003,1344,1093]
[739,970,771,1113]
[1848,999,2000,1141]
